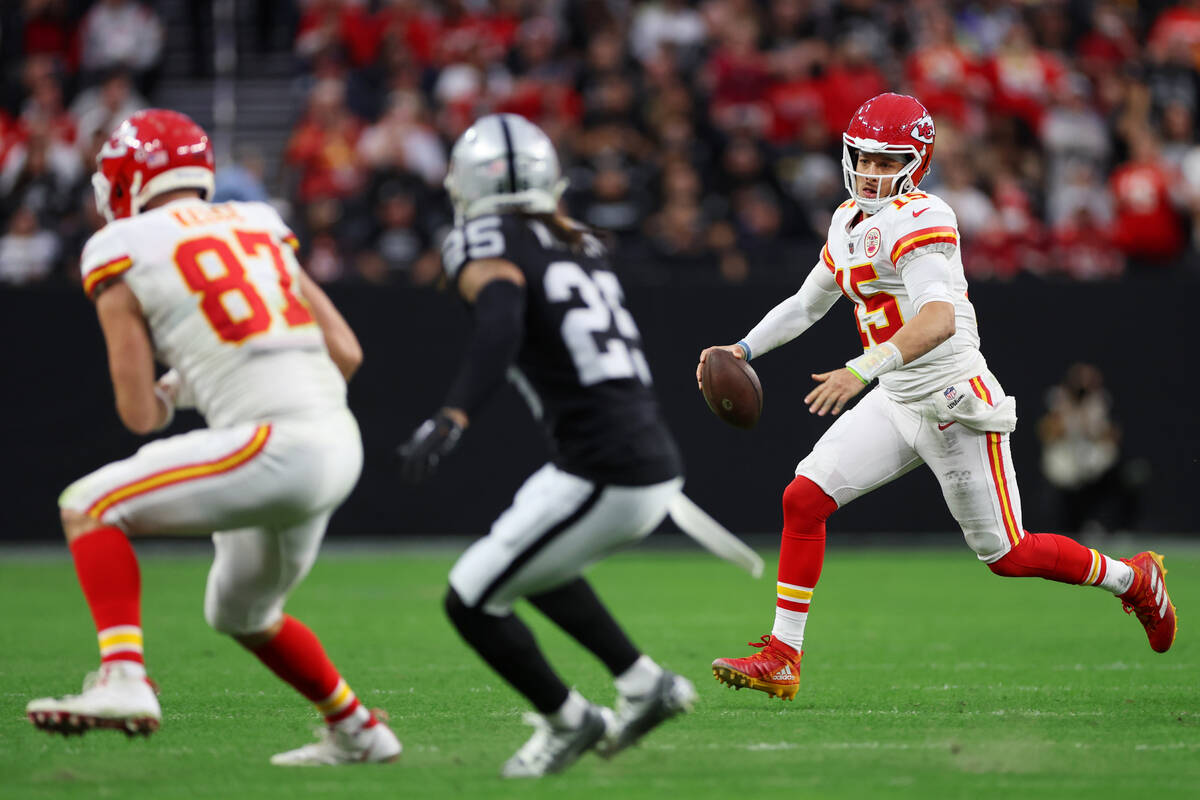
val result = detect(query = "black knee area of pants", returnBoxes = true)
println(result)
[444,586,472,626]
[444,587,569,714]
[529,578,641,676]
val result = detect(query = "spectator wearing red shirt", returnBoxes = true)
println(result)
[983,21,1067,135]
[1109,128,1187,267]
[906,9,987,131]
[21,0,78,74]
[820,35,887,140]
[432,0,519,70]
[285,79,366,203]
[0,111,16,172]
[374,0,441,67]
[701,15,772,134]
[765,43,828,145]
[295,0,378,68]
[1075,3,1138,83]
[1148,0,1200,69]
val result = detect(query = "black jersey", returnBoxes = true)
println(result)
[442,214,682,485]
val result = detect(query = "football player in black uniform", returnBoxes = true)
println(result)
[398,114,696,778]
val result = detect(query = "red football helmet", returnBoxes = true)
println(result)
[841,93,935,213]
[92,109,215,223]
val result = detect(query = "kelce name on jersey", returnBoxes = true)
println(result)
[171,203,245,228]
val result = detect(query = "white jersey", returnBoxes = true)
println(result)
[822,190,984,402]
[80,198,346,427]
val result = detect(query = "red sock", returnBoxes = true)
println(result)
[70,525,144,666]
[249,615,376,727]
[987,531,1095,584]
[776,477,837,614]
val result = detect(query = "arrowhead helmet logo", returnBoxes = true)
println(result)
[910,115,935,145]
[99,121,139,160]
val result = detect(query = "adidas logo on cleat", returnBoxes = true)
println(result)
[770,665,794,680]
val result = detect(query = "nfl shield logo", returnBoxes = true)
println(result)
[943,386,958,402]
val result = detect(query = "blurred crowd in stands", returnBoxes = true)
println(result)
[4,0,1200,288]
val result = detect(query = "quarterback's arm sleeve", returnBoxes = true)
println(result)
[900,252,956,312]
[740,263,841,359]
[443,279,526,416]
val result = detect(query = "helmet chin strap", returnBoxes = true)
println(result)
[127,173,145,216]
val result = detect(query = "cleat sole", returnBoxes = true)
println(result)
[28,711,159,738]
[711,665,799,701]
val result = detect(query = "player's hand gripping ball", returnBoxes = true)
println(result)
[700,349,763,429]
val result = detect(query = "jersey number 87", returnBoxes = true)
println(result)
[173,230,314,344]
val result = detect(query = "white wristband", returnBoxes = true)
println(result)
[845,341,903,385]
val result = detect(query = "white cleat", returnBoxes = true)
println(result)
[26,661,161,738]
[597,670,697,758]
[270,715,402,766]
[501,705,607,778]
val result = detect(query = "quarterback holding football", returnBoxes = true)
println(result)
[697,93,1176,700]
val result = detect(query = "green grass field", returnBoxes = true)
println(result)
[1,545,1197,799]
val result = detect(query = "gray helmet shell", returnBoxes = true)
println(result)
[444,113,568,222]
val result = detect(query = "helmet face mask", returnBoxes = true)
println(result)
[445,113,568,223]
[93,110,215,223]
[841,93,935,214]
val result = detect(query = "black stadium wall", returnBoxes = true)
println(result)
[2,277,1196,543]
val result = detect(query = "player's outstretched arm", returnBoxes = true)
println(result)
[94,282,170,435]
[697,262,840,390]
[298,270,363,382]
[397,258,526,483]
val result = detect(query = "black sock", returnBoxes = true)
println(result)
[528,578,640,676]
[444,588,570,714]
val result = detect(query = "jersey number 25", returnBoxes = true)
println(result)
[545,261,651,386]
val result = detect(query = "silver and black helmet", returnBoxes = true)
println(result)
[444,113,568,222]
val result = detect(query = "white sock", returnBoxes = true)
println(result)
[331,703,372,733]
[771,607,807,653]
[1100,557,1134,595]
[105,660,147,680]
[547,689,589,729]
[614,655,663,697]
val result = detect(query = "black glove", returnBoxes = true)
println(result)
[397,410,465,483]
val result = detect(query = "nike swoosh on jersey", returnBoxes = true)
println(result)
[913,207,929,218]
[938,421,956,430]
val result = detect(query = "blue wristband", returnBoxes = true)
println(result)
[736,340,752,360]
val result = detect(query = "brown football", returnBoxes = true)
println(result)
[701,349,763,429]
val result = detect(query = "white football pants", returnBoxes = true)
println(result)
[450,463,684,615]
[59,409,362,634]
[796,376,1023,562]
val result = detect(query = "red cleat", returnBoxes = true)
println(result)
[711,635,803,700]
[1119,551,1177,653]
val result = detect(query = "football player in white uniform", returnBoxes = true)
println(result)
[697,93,1177,701]
[25,110,401,765]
